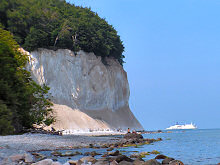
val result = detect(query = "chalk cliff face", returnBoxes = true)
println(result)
[27,49,143,131]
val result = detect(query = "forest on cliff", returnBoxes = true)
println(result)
[0,28,54,135]
[0,0,126,135]
[0,0,125,64]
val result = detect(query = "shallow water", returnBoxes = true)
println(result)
[130,129,220,165]
[39,129,220,165]
[39,148,107,164]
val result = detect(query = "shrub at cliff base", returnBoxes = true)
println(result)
[0,100,14,135]
[0,0,125,65]
[0,28,54,135]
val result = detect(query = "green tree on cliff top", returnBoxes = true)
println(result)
[0,0,125,65]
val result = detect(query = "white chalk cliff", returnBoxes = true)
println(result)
[27,49,143,131]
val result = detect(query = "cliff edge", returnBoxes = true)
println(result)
[27,49,143,131]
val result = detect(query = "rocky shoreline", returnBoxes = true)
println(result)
[0,133,184,165]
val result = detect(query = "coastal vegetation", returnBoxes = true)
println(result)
[0,0,125,65]
[0,28,54,135]
[0,0,126,135]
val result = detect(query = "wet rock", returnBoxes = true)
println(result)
[83,151,100,157]
[62,151,74,157]
[84,152,90,156]
[101,153,108,157]
[126,139,138,144]
[162,158,175,164]
[109,144,116,148]
[109,150,120,156]
[114,143,119,147]
[89,144,93,148]
[139,152,150,158]
[101,144,109,148]
[52,158,58,161]
[123,133,145,145]
[145,138,162,144]
[69,160,83,165]
[75,151,83,155]
[144,159,161,165]
[155,154,167,159]
[169,160,184,165]
[118,160,133,165]
[80,156,97,164]
[124,133,143,140]
[68,160,77,165]
[130,152,149,159]
[150,150,160,155]
[115,155,133,163]
[32,153,47,160]
[51,151,62,156]
[118,143,124,147]
[90,151,101,157]
[94,146,101,149]
[60,151,83,157]
[107,147,114,151]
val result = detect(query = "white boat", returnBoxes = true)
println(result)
[166,122,197,130]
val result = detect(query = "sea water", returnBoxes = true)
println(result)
[121,129,220,165]
[39,129,220,165]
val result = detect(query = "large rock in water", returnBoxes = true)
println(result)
[26,48,143,131]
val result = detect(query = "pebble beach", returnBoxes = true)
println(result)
[0,132,187,165]
[0,133,120,152]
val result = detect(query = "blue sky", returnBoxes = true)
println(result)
[69,0,220,130]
